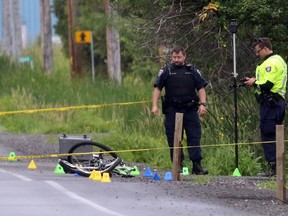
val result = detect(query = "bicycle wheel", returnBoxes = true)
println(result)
[67,141,121,175]
[59,159,92,177]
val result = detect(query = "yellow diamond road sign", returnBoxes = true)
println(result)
[75,31,91,43]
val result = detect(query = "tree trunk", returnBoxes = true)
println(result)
[2,0,9,55]
[40,0,54,74]
[104,0,121,83]
[67,0,83,78]
[2,0,22,59]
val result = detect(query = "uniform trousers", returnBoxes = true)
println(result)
[164,106,203,163]
[260,99,285,162]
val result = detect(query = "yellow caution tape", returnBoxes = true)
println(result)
[0,140,286,161]
[0,100,151,116]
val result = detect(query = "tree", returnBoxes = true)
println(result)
[53,0,139,80]
[54,0,288,85]
[53,0,69,56]
[104,0,121,83]
[113,0,288,91]
[40,0,54,73]
[1,0,22,59]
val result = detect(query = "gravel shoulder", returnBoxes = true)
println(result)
[0,132,287,216]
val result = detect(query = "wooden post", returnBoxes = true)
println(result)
[276,125,286,203]
[172,113,183,181]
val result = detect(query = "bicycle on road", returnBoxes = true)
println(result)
[58,141,137,178]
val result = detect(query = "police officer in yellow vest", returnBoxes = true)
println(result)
[245,37,287,176]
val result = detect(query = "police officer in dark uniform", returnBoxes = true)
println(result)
[152,45,208,175]
[245,37,287,176]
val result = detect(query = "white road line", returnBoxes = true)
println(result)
[0,168,32,181]
[45,180,127,216]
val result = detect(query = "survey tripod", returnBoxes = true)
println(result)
[230,19,240,171]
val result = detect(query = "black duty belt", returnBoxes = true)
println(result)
[169,99,198,109]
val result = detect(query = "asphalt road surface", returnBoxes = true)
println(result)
[0,160,264,216]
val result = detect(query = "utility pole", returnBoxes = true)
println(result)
[2,0,22,59]
[104,0,121,83]
[67,0,83,78]
[40,0,54,74]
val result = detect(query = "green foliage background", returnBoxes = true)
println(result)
[0,1,287,176]
[0,45,286,176]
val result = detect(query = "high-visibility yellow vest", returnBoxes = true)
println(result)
[255,54,287,99]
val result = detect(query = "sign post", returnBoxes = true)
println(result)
[75,31,95,81]
[90,32,95,81]
[18,56,34,69]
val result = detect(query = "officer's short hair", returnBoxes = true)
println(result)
[252,37,272,50]
[171,45,186,56]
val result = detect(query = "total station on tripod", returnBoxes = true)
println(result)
[230,19,237,34]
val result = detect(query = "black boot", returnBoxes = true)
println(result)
[257,162,276,177]
[192,161,208,175]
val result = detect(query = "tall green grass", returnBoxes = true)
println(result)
[0,45,287,175]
